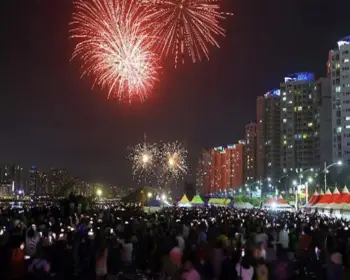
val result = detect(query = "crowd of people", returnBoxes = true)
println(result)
[0,202,350,280]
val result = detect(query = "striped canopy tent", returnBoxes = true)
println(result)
[337,186,350,210]
[178,194,191,207]
[313,189,332,208]
[323,187,340,209]
[305,190,319,207]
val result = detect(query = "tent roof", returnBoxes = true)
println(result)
[317,189,333,204]
[179,194,190,203]
[191,195,204,204]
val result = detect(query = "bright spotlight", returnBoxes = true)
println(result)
[161,194,166,200]
[147,192,152,198]
[337,160,343,166]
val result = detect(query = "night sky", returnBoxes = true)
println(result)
[1,0,350,186]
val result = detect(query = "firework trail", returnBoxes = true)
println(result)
[70,0,160,102]
[139,0,232,67]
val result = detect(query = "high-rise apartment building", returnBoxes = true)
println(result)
[256,89,281,182]
[196,149,212,194]
[280,73,331,172]
[28,166,40,196]
[244,123,257,183]
[197,144,244,195]
[329,36,350,165]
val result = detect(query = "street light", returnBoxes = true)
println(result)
[323,160,342,192]
[147,192,152,198]
[96,189,102,197]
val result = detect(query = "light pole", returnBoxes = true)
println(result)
[305,177,313,204]
[293,180,298,209]
[323,160,342,192]
[294,168,314,209]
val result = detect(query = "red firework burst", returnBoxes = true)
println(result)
[70,0,160,102]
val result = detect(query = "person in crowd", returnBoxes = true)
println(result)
[96,244,108,280]
[28,248,51,280]
[327,252,344,280]
[235,256,254,280]
[182,253,201,280]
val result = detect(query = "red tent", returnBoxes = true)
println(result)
[331,187,341,203]
[308,191,319,205]
[324,188,340,208]
[338,186,350,203]
[314,189,332,207]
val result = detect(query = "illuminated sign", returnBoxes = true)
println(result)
[338,35,350,48]
[284,72,314,83]
[264,89,280,97]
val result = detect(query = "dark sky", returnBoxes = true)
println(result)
[0,0,350,186]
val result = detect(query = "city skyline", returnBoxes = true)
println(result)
[1,0,350,186]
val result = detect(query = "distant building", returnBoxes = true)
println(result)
[256,89,281,182]
[280,73,331,172]
[197,144,244,195]
[28,166,40,196]
[244,123,257,183]
[329,36,350,165]
[196,149,212,194]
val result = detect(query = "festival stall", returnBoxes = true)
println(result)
[263,196,293,211]
[312,189,333,209]
[234,202,254,209]
[208,198,232,207]
[190,195,204,206]
[178,194,192,207]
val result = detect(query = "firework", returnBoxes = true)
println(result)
[130,142,160,183]
[139,0,232,66]
[70,0,160,102]
[159,141,188,183]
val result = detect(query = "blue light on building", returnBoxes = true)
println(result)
[264,89,280,97]
[284,72,314,83]
[338,36,350,48]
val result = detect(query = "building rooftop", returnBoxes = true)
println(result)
[283,72,314,83]
[264,89,280,98]
[338,35,350,48]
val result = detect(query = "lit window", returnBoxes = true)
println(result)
[337,127,342,133]
[283,92,286,96]
[345,59,349,63]
[336,86,341,93]
[298,106,302,111]
[346,116,350,121]
[282,97,286,101]
[283,119,286,123]
[302,134,308,139]
[308,122,313,127]
[283,140,287,145]
[346,125,350,129]
[282,108,286,112]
